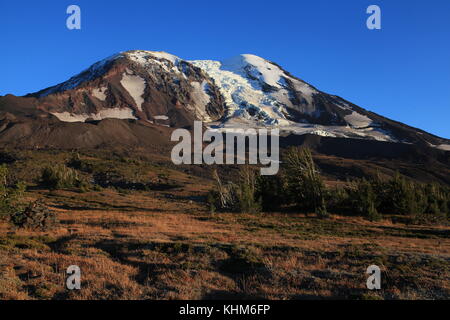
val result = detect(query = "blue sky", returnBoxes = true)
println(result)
[1,0,449,138]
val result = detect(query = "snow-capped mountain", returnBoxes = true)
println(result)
[1,50,449,151]
[27,50,225,128]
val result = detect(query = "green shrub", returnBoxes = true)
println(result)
[41,164,81,190]
[207,190,218,214]
[316,198,330,219]
[377,173,417,215]
[67,153,94,173]
[423,183,448,217]
[10,200,57,231]
[0,165,26,220]
[366,201,382,222]
[329,173,449,221]
[208,169,239,212]
[346,179,381,221]
[326,187,349,214]
[208,167,261,214]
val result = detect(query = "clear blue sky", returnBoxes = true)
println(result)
[1,0,449,138]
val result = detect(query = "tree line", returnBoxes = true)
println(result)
[207,147,450,222]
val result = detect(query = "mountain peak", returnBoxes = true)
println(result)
[8,50,448,150]
[122,50,182,65]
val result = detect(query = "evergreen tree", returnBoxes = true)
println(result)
[256,174,285,212]
[236,165,261,214]
[284,147,326,213]
[347,178,381,220]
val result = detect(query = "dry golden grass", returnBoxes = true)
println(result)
[0,181,449,300]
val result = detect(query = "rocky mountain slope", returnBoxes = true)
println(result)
[1,50,448,151]
[25,51,225,128]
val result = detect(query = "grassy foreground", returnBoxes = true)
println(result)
[0,172,448,300]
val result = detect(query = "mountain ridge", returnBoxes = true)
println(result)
[0,50,449,152]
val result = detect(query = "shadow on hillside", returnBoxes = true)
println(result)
[376,225,449,239]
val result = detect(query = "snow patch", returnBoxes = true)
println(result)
[190,80,212,121]
[120,73,146,111]
[344,112,373,128]
[51,108,137,122]
[436,144,450,151]
[147,51,180,65]
[124,51,181,70]
[92,86,108,101]
[208,121,396,143]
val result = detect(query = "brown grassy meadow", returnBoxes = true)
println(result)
[0,150,448,300]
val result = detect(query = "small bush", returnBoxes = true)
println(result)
[67,153,94,173]
[316,199,330,219]
[208,167,261,214]
[10,200,58,231]
[208,169,238,212]
[220,245,267,275]
[206,190,218,214]
[377,173,417,215]
[41,165,81,190]
[0,165,26,220]
[366,201,382,222]
[326,187,349,214]
[346,179,381,221]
